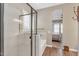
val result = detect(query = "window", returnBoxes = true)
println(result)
[61,23,63,34]
[53,22,63,34]
[53,23,59,34]
[52,9,63,34]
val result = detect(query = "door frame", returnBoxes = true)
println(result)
[52,20,63,42]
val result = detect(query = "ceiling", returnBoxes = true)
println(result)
[30,3,62,10]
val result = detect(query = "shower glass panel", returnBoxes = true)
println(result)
[19,4,37,56]
[19,4,31,56]
[19,15,31,56]
[3,3,37,56]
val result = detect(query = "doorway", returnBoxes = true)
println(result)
[52,20,63,42]
[52,9,63,49]
[52,9,63,43]
[19,6,37,56]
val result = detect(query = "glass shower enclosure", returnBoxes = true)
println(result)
[0,3,37,56]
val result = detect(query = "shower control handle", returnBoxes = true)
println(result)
[29,36,32,39]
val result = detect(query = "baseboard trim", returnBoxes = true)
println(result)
[46,44,78,52]
[46,44,52,47]
[69,48,78,52]
[78,51,79,56]
[46,44,61,48]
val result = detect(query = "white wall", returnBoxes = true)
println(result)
[38,3,79,50]
[38,8,53,45]
[63,4,78,49]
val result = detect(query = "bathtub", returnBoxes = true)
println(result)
[36,35,46,56]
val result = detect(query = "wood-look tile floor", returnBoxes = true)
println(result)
[42,47,78,56]
[52,42,62,48]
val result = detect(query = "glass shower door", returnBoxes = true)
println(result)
[19,14,31,56]
[1,3,37,56]
[19,4,37,56]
